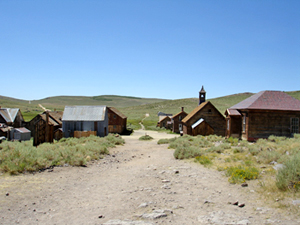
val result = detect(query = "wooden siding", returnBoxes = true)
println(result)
[247,110,300,140]
[192,120,214,136]
[172,111,187,133]
[107,107,127,134]
[183,102,226,136]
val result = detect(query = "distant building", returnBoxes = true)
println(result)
[182,86,226,136]
[157,116,172,129]
[10,127,31,141]
[171,107,188,133]
[225,91,300,141]
[0,107,24,128]
[62,105,108,138]
[107,107,127,134]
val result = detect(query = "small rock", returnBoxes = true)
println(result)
[161,184,171,189]
[174,170,179,174]
[238,203,245,208]
[5,192,9,196]
[98,215,104,218]
[241,183,248,187]
[232,201,239,205]
[138,203,148,208]
[162,180,170,183]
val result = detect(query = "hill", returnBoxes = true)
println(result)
[1,91,299,125]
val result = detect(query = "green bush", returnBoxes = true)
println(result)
[173,146,202,159]
[157,137,177,145]
[225,165,259,183]
[139,135,153,141]
[194,155,212,166]
[0,135,123,175]
[276,153,300,191]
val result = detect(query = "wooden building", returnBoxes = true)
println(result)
[182,87,226,136]
[107,107,127,134]
[157,116,172,129]
[27,111,63,137]
[171,107,188,133]
[0,107,24,128]
[225,91,300,141]
[62,105,108,138]
[10,127,31,141]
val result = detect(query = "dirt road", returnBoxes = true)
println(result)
[0,130,299,224]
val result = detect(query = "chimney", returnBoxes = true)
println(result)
[199,86,206,105]
[181,107,184,112]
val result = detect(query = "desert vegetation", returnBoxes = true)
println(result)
[159,134,300,199]
[0,134,124,175]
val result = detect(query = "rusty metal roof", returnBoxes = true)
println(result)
[62,106,107,121]
[226,109,241,116]
[0,108,20,123]
[14,127,31,133]
[229,91,300,111]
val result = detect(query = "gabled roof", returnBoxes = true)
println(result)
[0,108,20,123]
[171,110,188,119]
[158,116,171,123]
[108,107,127,119]
[182,101,210,123]
[62,106,107,121]
[229,91,300,111]
[44,111,63,124]
[40,114,60,126]
[14,127,31,133]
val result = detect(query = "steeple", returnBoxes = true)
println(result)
[199,86,206,105]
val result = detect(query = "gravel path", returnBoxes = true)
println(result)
[0,130,299,225]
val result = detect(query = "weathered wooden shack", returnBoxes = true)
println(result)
[10,127,31,141]
[157,116,172,129]
[0,107,24,128]
[62,105,108,138]
[182,87,226,136]
[27,111,63,137]
[226,91,300,141]
[107,107,127,134]
[171,107,188,133]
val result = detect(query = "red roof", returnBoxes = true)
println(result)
[230,91,300,111]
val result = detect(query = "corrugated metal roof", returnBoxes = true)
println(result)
[62,106,106,121]
[230,91,300,111]
[192,118,204,129]
[15,127,31,133]
[0,108,19,123]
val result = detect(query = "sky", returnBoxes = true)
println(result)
[1,0,299,101]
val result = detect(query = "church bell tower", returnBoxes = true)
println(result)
[199,86,206,105]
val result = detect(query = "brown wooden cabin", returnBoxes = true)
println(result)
[171,107,188,133]
[107,107,127,134]
[225,91,300,141]
[182,101,226,136]
[157,116,172,129]
[0,107,24,128]
[27,111,63,137]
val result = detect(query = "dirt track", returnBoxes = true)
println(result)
[0,130,299,225]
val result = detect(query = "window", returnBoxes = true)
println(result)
[179,116,182,122]
[113,115,117,119]
[227,119,230,131]
[179,124,182,131]
[208,109,212,114]
[242,115,246,133]
[291,118,299,134]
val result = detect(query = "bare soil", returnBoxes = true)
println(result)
[0,130,299,225]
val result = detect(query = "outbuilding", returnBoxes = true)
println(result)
[62,105,108,138]
[107,107,127,134]
[10,127,31,141]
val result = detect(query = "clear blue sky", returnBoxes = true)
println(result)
[1,0,299,100]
